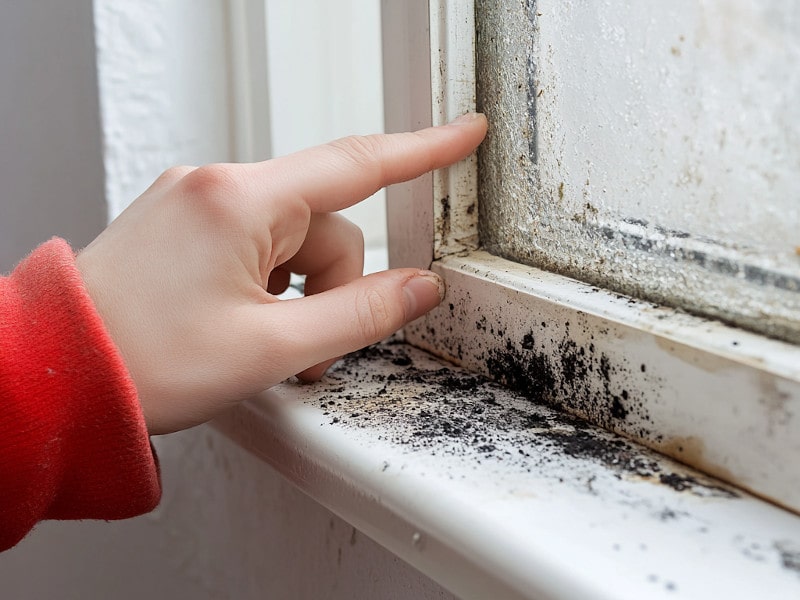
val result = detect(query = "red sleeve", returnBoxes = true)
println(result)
[0,238,161,551]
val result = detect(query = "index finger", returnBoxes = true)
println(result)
[252,112,487,213]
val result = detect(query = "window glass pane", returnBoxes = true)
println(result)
[476,0,800,343]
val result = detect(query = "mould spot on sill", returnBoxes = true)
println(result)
[658,473,737,499]
[309,340,740,503]
[658,436,739,487]
[775,541,800,577]
[438,195,451,243]
[484,330,654,434]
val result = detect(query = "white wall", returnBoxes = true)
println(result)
[0,2,446,598]
[97,0,388,246]
[94,0,234,220]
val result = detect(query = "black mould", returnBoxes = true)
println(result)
[485,329,653,434]
[311,340,739,503]
[774,541,800,576]
[658,473,737,499]
[439,195,451,242]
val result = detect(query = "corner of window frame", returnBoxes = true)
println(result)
[382,0,800,515]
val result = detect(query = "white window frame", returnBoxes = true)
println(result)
[383,0,800,514]
[227,0,272,163]
[211,5,800,596]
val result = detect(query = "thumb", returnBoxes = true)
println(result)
[263,269,444,379]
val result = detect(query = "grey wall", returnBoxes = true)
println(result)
[0,0,106,272]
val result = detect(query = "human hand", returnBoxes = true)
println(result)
[76,113,488,435]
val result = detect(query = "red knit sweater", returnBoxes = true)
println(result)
[0,239,161,551]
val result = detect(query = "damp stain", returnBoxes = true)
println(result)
[775,541,800,577]
[484,327,654,435]
[403,277,746,482]
[438,195,451,243]
[658,436,738,487]
[311,339,739,502]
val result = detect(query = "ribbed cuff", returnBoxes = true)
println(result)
[0,238,160,549]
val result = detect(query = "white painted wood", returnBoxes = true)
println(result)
[407,251,800,513]
[388,0,800,513]
[215,342,800,600]
[383,0,434,270]
[429,0,480,257]
[1,425,455,600]
[227,0,272,163]
[383,0,480,264]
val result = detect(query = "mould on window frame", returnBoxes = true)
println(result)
[312,339,736,503]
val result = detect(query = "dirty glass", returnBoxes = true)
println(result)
[476,0,800,343]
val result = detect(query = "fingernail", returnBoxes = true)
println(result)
[449,112,484,126]
[403,270,445,321]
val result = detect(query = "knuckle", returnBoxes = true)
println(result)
[157,165,196,186]
[350,228,366,261]
[407,131,436,170]
[355,287,398,343]
[281,197,312,227]
[180,163,244,202]
[328,135,384,173]
[176,164,246,220]
[335,215,365,256]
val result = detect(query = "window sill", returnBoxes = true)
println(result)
[212,339,800,600]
